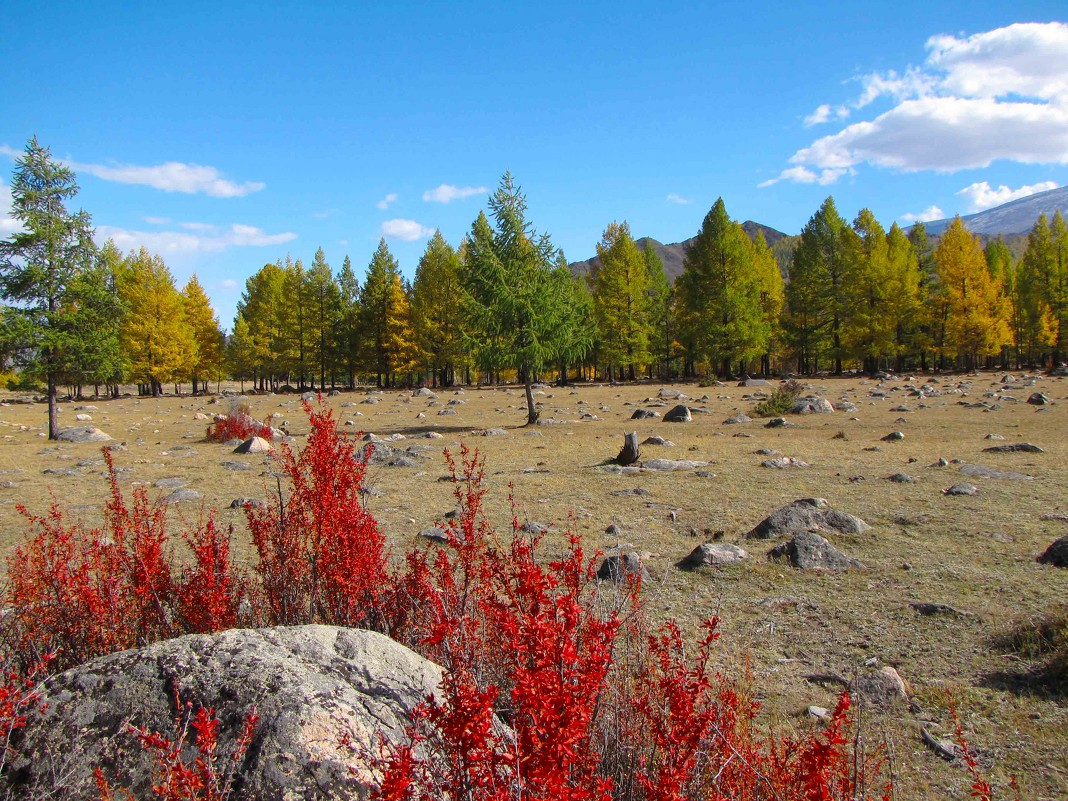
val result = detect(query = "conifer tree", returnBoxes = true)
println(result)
[460,172,576,423]
[227,314,257,391]
[933,217,1010,369]
[306,247,341,388]
[411,230,464,386]
[278,256,309,387]
[591,221,651,380]
[884,223,923,371]
[677,198,769,376]
[236,262,287,389]
[336,255,360,388]
[117,248,193,395]
[358,239,409,387]
[844,209,893,372]
[0,137,98,437]
[1016,218,1058,365]
[750,231,784,375]
[182,274,224,394]
[643,241,673,379]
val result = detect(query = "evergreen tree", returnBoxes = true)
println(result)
[227,313,257,391]
[933,217,1010,369]
[306,247,341,388]
[643,241,673,379]
[117,248,194,395]
[57,248,125,398]
[182,274,225,394]
[1051,212,1068,360]
[358,239,409,387]
[907,222,938,369]
[678,198,770,376]
[844,209,893,372]
[884,223,923,371]
[278,256,309,387]
[411,231,464,386]
[1016,219,1058,365]
[336,255,360,388]
[460,172,576,424]
[750,231,784,375]
[591,221,651,380]
[236,262,287,389]
[0,137,98,437]
[554,256,596,384]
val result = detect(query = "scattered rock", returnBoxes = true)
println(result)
[981,442,1044,453]
[943,483,979,496]
[630,409,660,420]
[220,460,253,471]
[641,435,673,446]
[761,456,809,469]
[767,531,866,570]
[909,602,970,617]
[663,405,692,423]
[15,627,443,801]
[959,464,1033,480]
[723,414,752,424]
[1027,392,1051,405]
[643,458,709,471]
[482,428,508,436]
[746,498,869,540]
[1037,535,1068,567]
[850,666,908,708]
[597,551,650,582]
[229,497,267,509]
[164,488,202,504]
[56,427,112,443]
[153,477,188,489]
[807,706,831,722]
[608,488,652,497]
[232,436,272,454]
[790,396,834,414]
[886,473,915,483]
[881,431,905,441]
[677,543,749,569]
[419,526,450,543]
[764,417,791,428]
[412,387,436,398]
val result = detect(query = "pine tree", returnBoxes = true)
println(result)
[844,209,893,373]
[236,262,287,389]
[591,221,651,380]
[0,137,98,437]
[336,255,360,388]
[227,313,257,391]
[117,248,194,395]
[358,239,407,387]
[907,222,938,369]
[934,217,1010,369]
[1016,219,1058,366]
[182,274,224,394]
[750,231,784,375]
[306,247,341,388]
[411,230,464,386]
[460,172,577,423]
[678,198,770,376]
[278,256,309,387]
[643,241,673,379]
[884,223,923,371]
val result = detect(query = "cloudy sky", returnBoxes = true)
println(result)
[2,1,1066,327]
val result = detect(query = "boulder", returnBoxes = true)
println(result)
[642,458,709,471]
[663,405,692,423]
[677,543,749,569]
[412,387,437,398]
[850,666,909,708]
[1037,534,1068,567]
[761,456,809,469]
[233,436,272,454]
[641,435,673,446]
[981,442,1044,453]
[789,396,834,414]
[959,464,1033,480]
[943,483,979,496]
[55,427,112,443]
[767,531,866,571]
[1027,392,1051,405]
[723,414,752,424]
[630,409,660,420]
[164,488,203,504]
[745,498,869,540]
[14,626,444,801]
[597,551,650,583]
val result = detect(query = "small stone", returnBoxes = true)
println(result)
[886,473,915,483]
[881,431,905,441]
[943,483,979,496]
[165,488,203,504]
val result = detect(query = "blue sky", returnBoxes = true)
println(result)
[3,1,1066,329]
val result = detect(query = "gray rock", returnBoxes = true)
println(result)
[881,431,905,441]
[663,404,692,423]
[723,414,752,424]
[16,626,443,801]
[437,407,457,416]
[482,428,508,436]
[1037,535,1068,567]
[789,396,834,414]
[419,526,450,543]
[643,458,709,471]
[641,435,673,446]
[153,477,188,489]
[943,483,979,496]
[233,436,272,454]
[981,442,1044,453]
[761,456,809,469]
[764,417,791,428]
[850,666,908,708]
[630,409,660,420]
[1027,392,1051,405]
[229,497,267,509]
[221,460,253,471]
[746,498,869,540]
[959,464,1033,480]
[55,426,112,443]
[677,542,749,569]
[739,378,773,387]
[412,387,437,398]
[767,530,867,571]
[597,551,650,582]
[886,473,915,483]
[165,488,203,504]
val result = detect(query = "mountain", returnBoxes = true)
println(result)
[921,185,1068,236]
[569,221,788,284]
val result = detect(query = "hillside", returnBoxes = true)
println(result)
[922,184,1068,235]
[569,221,787,284]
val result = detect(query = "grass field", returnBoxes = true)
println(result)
[1,373,1066,799]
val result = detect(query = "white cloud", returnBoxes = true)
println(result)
[0,179,21,235]
[665,193,691,204]
[768,22,1068,185]
[220,279,238,290]
[144,216,171,225]
[422,184,487,203]
[376,192,398,210]
[955,180,1060,212]
[0,145,19,160]
[381,218,434,241]
[900,205,945,223]
[95,223,296,255]
[69,158,265,197]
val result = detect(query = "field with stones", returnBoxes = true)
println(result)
[1,374,1066,799]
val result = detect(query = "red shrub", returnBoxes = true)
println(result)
[204,408,274,443]
[245,398,389,628]
[0,654,53,776]
[175,515,246,635]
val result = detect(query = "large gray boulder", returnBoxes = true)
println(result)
[663,404,692,422]
[745,498,869,540]
[677,542,749,569]
[789,396,834,414]
[14,626,443,800]
[1037,534,1068,567]
[767,531,867,571]
[56,426,112,443]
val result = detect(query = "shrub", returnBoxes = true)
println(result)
[205,397,274,443]
[752,379,804,418]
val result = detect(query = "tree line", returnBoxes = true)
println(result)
[3,138,1068,436]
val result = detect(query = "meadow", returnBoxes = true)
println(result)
[1,373,1065,800]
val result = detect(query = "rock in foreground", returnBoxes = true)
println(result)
[745,498,869,540]
[15,626,443,800]
[766,531,867,571]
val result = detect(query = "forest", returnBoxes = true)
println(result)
[4,138,1068,407]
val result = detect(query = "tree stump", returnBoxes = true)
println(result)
[615,432,640,466]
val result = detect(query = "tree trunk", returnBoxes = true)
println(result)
[615,431,640,466]
[524,370,538,425]
[47,374,58,440]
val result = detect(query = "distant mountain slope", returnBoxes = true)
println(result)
[569,221,787,284]
[923,185,1067,235]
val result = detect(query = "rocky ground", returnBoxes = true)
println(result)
[1,372,1066,799]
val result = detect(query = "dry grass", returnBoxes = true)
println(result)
[2,374,1067,799]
